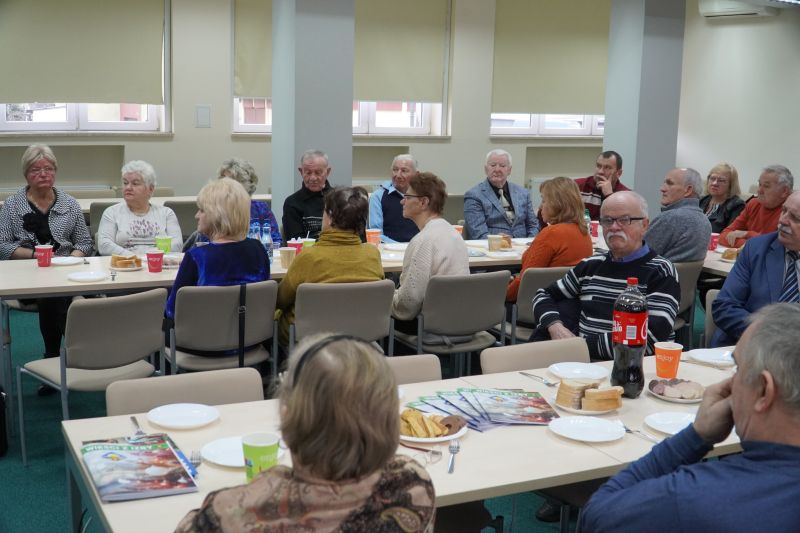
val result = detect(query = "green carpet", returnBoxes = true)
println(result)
[0,305,707,532]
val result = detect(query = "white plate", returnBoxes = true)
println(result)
[688,348,735,367]
[382,243,408,252]
[714,245,729,253]
[548,362,609,381]
[67,271,108,283]
[163,253,184,269]
[511,238,533,246]
[201,436,285,468]
[51,256,83,266]
[464,239,488,248]
[112,264,143,272]
[644,412,696,435]
[548,416,625,443]
[485,251,520,258]
[719,257,736,264]
[147,403,220,430]
[550,395,617,416]
[381,252,404,261]
[400,424,468,444]
[646,387,703,404]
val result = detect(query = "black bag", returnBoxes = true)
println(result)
[0,385,8,457]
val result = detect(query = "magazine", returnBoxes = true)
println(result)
[466,388,559,425]
[81,433,198,502]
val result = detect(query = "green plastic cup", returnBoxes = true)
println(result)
[242,432,279,482]
[155,235,172,254]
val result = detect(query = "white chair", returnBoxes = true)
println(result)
[17,288,166,464]
[480,337,589,374]
[385,354,442,384]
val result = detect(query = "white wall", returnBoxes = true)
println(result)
[677,0,800,191]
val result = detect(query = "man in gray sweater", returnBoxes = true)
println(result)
[645,167,712,263]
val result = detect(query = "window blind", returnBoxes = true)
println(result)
[234,0,272,98]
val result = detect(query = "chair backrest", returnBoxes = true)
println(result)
[68,189,117,199]
[89,200,121,239]
[674,260,704,314]
[422,271,510,335]
[163,200,199,240]
[153,186,175,197]
[294,280,395,343]
[441,194,465,225]
[65,288,167,370]
[516,267,571,322]
[175,280,278,351]
[105,367,264,415]
[705,289,720,347]
[385,354,442,384]
[480,337,590,374]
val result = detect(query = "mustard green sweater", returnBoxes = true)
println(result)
[277,228,384,343]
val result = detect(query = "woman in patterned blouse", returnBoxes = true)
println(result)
[176,334,436,533]
[0,145,93,394]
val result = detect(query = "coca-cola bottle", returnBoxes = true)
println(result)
[611,277,647,398]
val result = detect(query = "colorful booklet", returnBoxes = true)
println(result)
[467,388,559,425]
[80,433,197,502]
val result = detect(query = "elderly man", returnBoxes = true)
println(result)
[464,149,538,239]
[575,150,629,220]
[282,149,333,240]
[644,167,712,262]
[531,191,680,360]
[368,154,420,243]
[720,164,793,248]
[711,190,800,347]
[581,302,800,531]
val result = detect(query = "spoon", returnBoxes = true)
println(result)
[447,440,460,474]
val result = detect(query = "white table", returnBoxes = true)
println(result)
[75,194,272,214]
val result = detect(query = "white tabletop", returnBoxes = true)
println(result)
[75,194,272,213]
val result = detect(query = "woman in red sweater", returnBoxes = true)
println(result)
[506,177,594,301]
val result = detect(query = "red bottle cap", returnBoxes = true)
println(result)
[627,277,638,285]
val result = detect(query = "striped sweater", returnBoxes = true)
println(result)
[532,250,680,360]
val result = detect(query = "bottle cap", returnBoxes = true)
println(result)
[627,277,638,285]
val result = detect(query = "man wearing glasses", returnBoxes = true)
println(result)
[531,191,680,361]
[644,167,712,262]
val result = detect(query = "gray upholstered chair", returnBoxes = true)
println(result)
[703,289,720,348]
[106,367,264,416]
[163,200,200,240]
[394,270,510,376]
[480,336,589,374]
[672,260,705,349]
[166,280,278,379]
[289,280,396,354]
[89,200,119,241]
[385,354,442,384]
[17,288,167,464]
[500,266,571,344]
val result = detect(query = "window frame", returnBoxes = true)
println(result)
[79,104,161,132]
[0,103,77,131]
[489,113,606,137]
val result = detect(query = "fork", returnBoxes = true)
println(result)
[519,372,559,387]
[130,416,147,440]
[190,450,202,468]
[447,440,460,474]
[620,422,661,444]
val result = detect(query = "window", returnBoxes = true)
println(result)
[233,98,440,136]
[0,103,162,132]
[489,113,605,137]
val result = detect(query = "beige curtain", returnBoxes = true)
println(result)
[491,0,611,113]
[234,0,272,97]
[0,0,164,104]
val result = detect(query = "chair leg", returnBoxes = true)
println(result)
[60,350,69,421]
[289,324,296,353]
[559,503,571,533]
[271,321,279,385]
[388,318,395,356]
[169,328,178,375]
[16,367,26,466]
[511,304,518,345]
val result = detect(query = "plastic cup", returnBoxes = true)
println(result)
[453,225,464,236]
[302,238,316,250]
[155,235,172,254]
[708,233,720,251]
[590,221,599,238]
[655,341,683,379]
[146,249,164,273]
[287,239,304,254]
[487,234,503,251]
[279,247,297,269]
[242,432,279,482]
[34,244,53,267]
[365,229,381,246]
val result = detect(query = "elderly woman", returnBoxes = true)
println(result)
[506,177,593,301]
[699,162,745,233]
[0,144,93,392]
[184,158,280,250]
[392,172,469,330]
[176,334,435,532]
[165,178,270,320]
[97,160,183,255]
[276,187,383,344]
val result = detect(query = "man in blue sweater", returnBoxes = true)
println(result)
[368,154,420,243]
[581,302,800,532]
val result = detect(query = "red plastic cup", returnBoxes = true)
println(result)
[708,233,720,251]
[590,221,599,238]
[146,249,164,273]
[34,245,53,267]
[287,240,304,254]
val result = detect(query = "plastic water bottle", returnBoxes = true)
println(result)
[248,221,261,241]
[261,222,273,264]
[584,208,591,230]
[610,277,648,398]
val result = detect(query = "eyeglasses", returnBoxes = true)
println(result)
[708,176,729,184]
[403,194,427,199]
[28,166,55,176]
[598,216,646,228]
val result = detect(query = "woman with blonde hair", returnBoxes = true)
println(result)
[165,178,270,319]
[506,176,593,301]
[699,162,745,233]
[176,334,436,532]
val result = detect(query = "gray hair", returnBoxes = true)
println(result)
[21,144,58,176]
[486,148,513,167]
[763,164,794,190]
[682,168,703,199]
[299,149,329,167]
[121,160,157,188]
[743,303,800,413]
[603,190,648,218]
[392,154,417,170]
[218,157,258,195]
